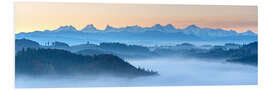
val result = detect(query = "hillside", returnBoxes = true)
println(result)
[15,48,158,78]
[15,38,40,52]
[226,41,258,66]
[15,39,158,59]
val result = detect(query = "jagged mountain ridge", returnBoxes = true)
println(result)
[18,24,257,36]
[15,24,257,45]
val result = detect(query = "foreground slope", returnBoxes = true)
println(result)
[15,48,158,78]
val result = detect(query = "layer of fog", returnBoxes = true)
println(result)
[16,57,257,88]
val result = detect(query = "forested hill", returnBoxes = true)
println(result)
[226,41,258,66]
[15,48,158,78]
[15,38,40,52]
[15,38,157,59]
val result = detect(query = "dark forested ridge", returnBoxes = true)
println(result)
[15,48,158,78]
[15,38,40,52]
[152,41,258,66]
[202,41,258,66]
[192,41,258,66]
[15,38,258,66]
[15,39,158,59]
[227,54,258,66]
[226,41,258,66]
[99,42,149,53]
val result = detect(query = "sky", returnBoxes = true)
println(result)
[14,2,257,33]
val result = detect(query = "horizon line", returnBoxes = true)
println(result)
[15,24,256,34]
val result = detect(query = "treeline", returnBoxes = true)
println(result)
[99,42,150,53]
[16,48,158,78]
[226,42,258,66]
[193,41,258,66]
[15,38,157,59]
[153,41,258,66]
[15,38,258,66]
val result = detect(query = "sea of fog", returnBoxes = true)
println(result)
[15,57,257,88]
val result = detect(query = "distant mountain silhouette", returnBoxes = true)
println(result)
[81,24,99,32]
[53,25,78,32]
[176,43,195,47]
[15,24,257,45]
[239,30,257,36]
[15,48,158,78]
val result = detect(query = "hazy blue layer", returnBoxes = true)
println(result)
[15,57,257,88]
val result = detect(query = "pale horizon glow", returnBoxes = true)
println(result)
[14,2,257,34]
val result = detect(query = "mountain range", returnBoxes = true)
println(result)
[16,24,257,45]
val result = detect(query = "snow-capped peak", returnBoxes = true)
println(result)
[54,25,77,32]
[164,24,175,30]
[185,24,200,30]
[152,24,163,28]
[81,24,98,32]
[105,25,120,32]
[85,24,96,29]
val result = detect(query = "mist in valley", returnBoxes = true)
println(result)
[16,57,257,88]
